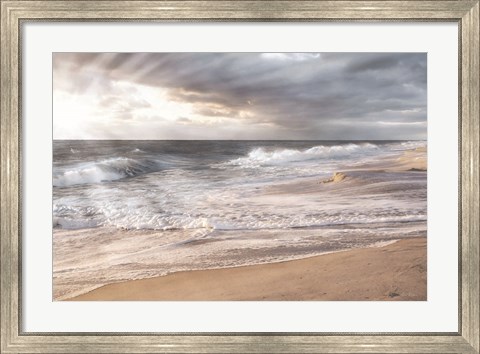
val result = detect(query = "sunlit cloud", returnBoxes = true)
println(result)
[53,52,427,140]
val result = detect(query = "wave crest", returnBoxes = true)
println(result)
[227,143,378,167]
[53,157,160,187]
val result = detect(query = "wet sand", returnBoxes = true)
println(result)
[70,237,426,301]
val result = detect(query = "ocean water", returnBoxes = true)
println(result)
[53,140,427,298]
[53,140,426,231]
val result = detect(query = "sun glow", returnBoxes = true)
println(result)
[53,79,236,139]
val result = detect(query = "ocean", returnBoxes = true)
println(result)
[53,140,427,299]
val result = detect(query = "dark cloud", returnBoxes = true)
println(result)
[53,52,427,140]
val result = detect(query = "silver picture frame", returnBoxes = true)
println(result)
[1,1,478,352]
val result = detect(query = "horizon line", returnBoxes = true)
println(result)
[52,138,427,141]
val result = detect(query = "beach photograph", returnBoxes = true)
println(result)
[53,52,427,301]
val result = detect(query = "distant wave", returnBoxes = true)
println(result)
[53,157,161,187]
[226,143,378,167]
[392,141,427,151]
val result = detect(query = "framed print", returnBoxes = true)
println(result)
[52,51,429,302]
[1,1,479,353]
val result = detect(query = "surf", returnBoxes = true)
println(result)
[53,157,162,187]
[226,143,379,167]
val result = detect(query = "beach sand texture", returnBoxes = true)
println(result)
[71,237,426,301]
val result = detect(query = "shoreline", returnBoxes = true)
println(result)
[54,145,427,301]
[68,237,426,301]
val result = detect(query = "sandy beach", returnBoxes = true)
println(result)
[70,237,426,301]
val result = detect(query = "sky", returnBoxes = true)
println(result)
[53,52,427,140]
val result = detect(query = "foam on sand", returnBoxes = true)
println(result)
[69,237,426,301]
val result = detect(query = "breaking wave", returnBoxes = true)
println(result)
[53,157,161,187]
[227,143,378,167]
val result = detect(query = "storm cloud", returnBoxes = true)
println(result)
[53,52,427,140]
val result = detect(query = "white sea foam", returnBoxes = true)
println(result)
[226,143,378,167]
[52,141,427,232]
[53,217,100,229]
[394,141,427,150]
[53,157,160,187]
[53,193,427,231]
